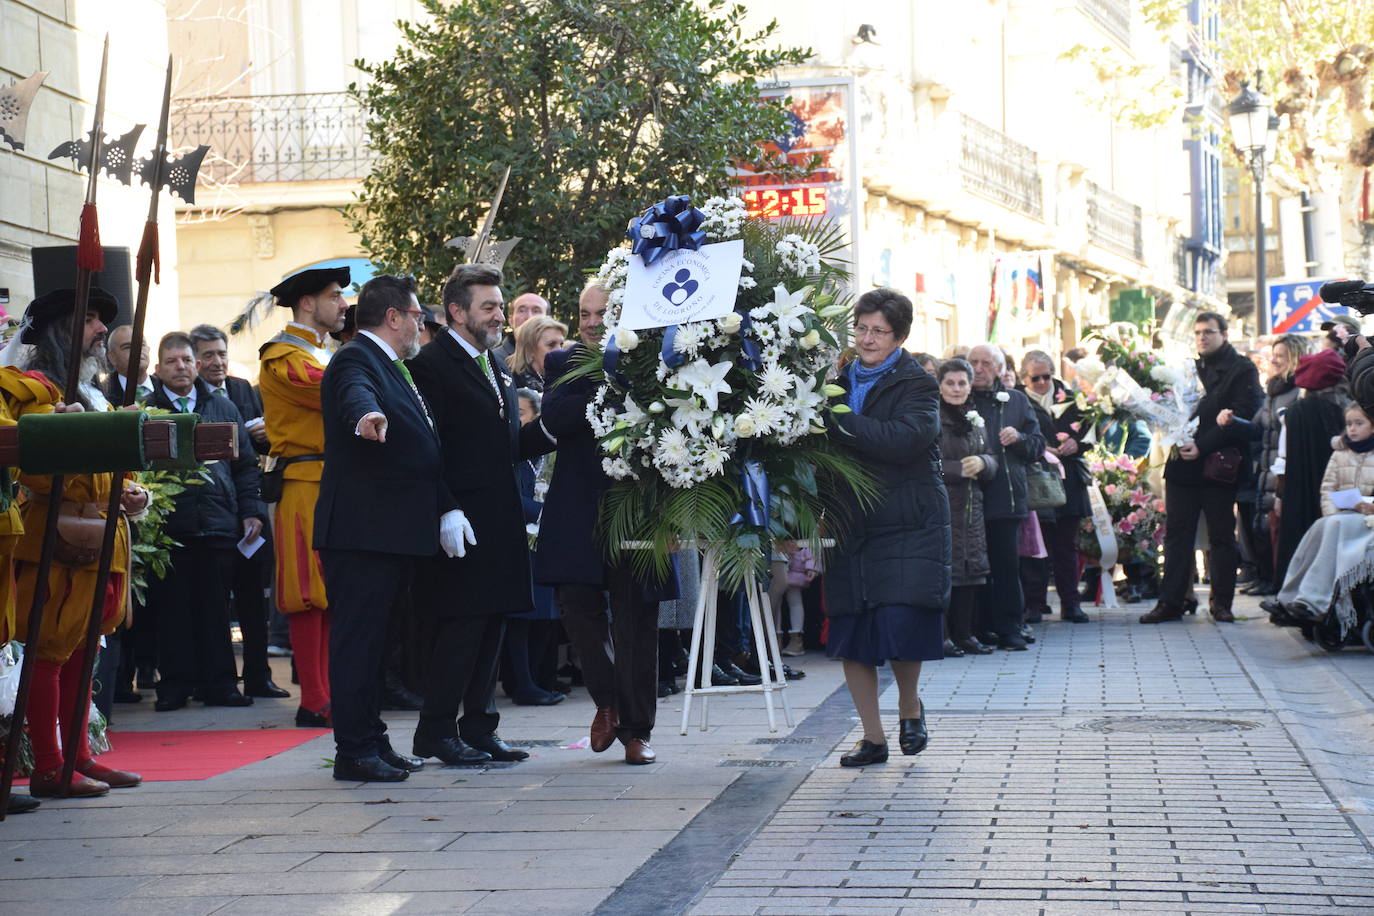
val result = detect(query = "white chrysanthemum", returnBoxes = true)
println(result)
[700,441,729,476]
[699,196,747,240]
[742,398,787,436]
[759,362,795,399]
[602,456,636,479]
[672,323,704,356]
[657,427,691,466]
[775,234,821,275]
[738,276,757,290]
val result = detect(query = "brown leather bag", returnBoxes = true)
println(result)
[55,501,105,567]
[1203,446,1243,486]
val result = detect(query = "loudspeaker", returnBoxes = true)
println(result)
[30,246,134,328]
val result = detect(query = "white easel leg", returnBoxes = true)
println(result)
[744,576,778,733]
[756,572,794,729]
[699,559,719,732]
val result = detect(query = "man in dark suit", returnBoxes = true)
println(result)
[187,323,288,701]
[408,264,556,766]
[145,332,266,711]
[315,274,448,782]
[102,323,151,405]
[536,321,677,765]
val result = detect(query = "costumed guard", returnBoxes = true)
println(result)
[258,267,348,727]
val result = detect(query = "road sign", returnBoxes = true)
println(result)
[1269,278,1343,334]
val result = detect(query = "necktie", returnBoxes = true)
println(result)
[393,359,414,386]
[176,396,189,413]
[394,359,433,429]
[476,352,504,416]
[213,386,228,397]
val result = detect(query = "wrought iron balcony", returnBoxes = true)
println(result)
[170,91,375,186]
[1078,0,1130,46]
[959,114,1043,220]
[1087,181,1143,261]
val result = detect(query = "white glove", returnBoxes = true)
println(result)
[439,509,477,559]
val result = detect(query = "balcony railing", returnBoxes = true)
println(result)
[959,114,1043,220]
[1174,235,1189,288]
[1078,0,1130,46]
[170,91,375,185]
[1087,181,1143,261]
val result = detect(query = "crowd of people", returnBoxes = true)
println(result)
[5,266,1374,808]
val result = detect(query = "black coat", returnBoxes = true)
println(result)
[970,383,1046,520]
[533,347,678,600]
[1022,379,1091,520]
[1164,342,1262,487]
[221,376,269,456]
[824,352,951,616]
[938,402,997,586]
[148,377,266,542]
[314,334,452,556]
[408,330,554,617]
[1348,343,1374,418]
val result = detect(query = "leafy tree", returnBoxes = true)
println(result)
[349,0,812,322]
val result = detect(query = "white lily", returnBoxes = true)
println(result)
[674,358,733,412]
[618,394,647,426]
[759,284,813,337]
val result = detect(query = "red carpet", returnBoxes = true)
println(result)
[18,728,330,783]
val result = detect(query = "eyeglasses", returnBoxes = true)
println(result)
[394,308,426,323]
[1027,374,1052,383]
[852,325,894,340]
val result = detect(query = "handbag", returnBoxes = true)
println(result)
[1203,446,1242,485]
[55,501,106,567]
[1025,462,1066,511]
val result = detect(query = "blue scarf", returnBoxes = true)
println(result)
[1345,434,1374,454]
[847,348,903,415]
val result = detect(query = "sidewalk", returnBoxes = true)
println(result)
[2,592,1373,915]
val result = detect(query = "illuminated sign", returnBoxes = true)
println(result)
[742,187,828,219]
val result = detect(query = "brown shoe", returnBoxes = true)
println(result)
[622,737,656,765]
[77,759,142,788]
[1139,602,1185,624]
[589,707,618,753]
[27,768,109,798]
[1210,606,1236,623]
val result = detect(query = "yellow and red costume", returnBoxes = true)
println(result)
[259,322,332,715]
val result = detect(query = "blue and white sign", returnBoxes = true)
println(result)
[620,239,744,331]
[1268,278,1342,334]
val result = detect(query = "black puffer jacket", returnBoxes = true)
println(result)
[1254,378,1300,513]
[824,353,951,616]
[938,401,997,586]
[970,382,1046,520]
[148,378,266,542]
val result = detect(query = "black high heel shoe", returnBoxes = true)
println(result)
[840,739,888,767]
[899,706,928,756]
[1183,597,1199,615]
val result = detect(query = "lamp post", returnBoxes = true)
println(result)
[1226,70,1276,335]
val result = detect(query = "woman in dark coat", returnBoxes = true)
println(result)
[826,288,950,767]
[1018,350,1092,623]
[1243,334,1306,595]
[937,358,998,655]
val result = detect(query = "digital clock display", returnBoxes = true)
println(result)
[742,187,828,219]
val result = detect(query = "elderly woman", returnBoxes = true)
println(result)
[509,314,570,391]
[826,288,950,767]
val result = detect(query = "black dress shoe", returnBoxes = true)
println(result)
[1062,607,1090,623]
[976,630,1001,646]
[943,639,965,658]
[203,691,253,707]
[840,739,888,767]
[656,680,679,697]
[722,662,762,686]
[295,706,330,727]
[1210,606,1236,623]
[465,734,529,762]
[378,743,424,772]
[997,634,1029,651]
[245,680,290,699]
[334,754,408,782]
[114,688,143,704]
[1017,625,1036,644]
[412,735,492,766]
[1139,603,1185,624]
[709,664,739,686]
[954,637,995,655]
[5,794,40,815]
[512,689,566,706]
[154,694,187,712]
[899,708,928,756]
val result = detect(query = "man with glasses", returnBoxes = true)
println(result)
[1141,312,1261,624]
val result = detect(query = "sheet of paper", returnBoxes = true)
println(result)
[1330,488,1365,510]
[237,531,266,558]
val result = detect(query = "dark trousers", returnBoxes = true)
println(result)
[947,585,978,642]
[322,549,412,759]
[1042,515,1084,614]
[977,517,1025,638]
[557,566,659,740]
[151,541,238,700]
[417,614,504,742]
[231,531,272,686]
[1160,483,1240,610]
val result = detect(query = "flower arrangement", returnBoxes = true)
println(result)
[575,194,874,587]
[1088,325,1169,394]
[1077,449,1165,566]
[1077,324,1202,453]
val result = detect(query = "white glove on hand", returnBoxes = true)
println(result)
[439,509,477,559]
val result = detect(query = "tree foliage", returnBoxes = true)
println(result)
[349,0,813,322]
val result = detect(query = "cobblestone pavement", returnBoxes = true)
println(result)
[691,594,1374,915]
[2,591,1372,915]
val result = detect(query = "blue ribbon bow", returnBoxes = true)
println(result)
[603,333,631,388]
[733,460,770,529]
[628,195,707,267]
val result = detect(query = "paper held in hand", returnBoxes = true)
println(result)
[618,239,744,331]
[1330,488,1374,511]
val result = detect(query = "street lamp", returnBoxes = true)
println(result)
[1226,71,1276,335]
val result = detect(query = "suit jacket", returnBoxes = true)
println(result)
[222,375,269,456]
[102,374,149,406]
[147,377,265,542]
[314,334,451,556]
[408,330,554,617]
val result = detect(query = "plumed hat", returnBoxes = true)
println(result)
[269,266,350,308]
[21,286,119,344]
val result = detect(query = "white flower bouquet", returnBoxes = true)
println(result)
[571,194,874,587]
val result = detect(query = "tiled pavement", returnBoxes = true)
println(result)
[3,591,1373,915]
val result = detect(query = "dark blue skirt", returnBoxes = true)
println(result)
[825,603,944,666]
